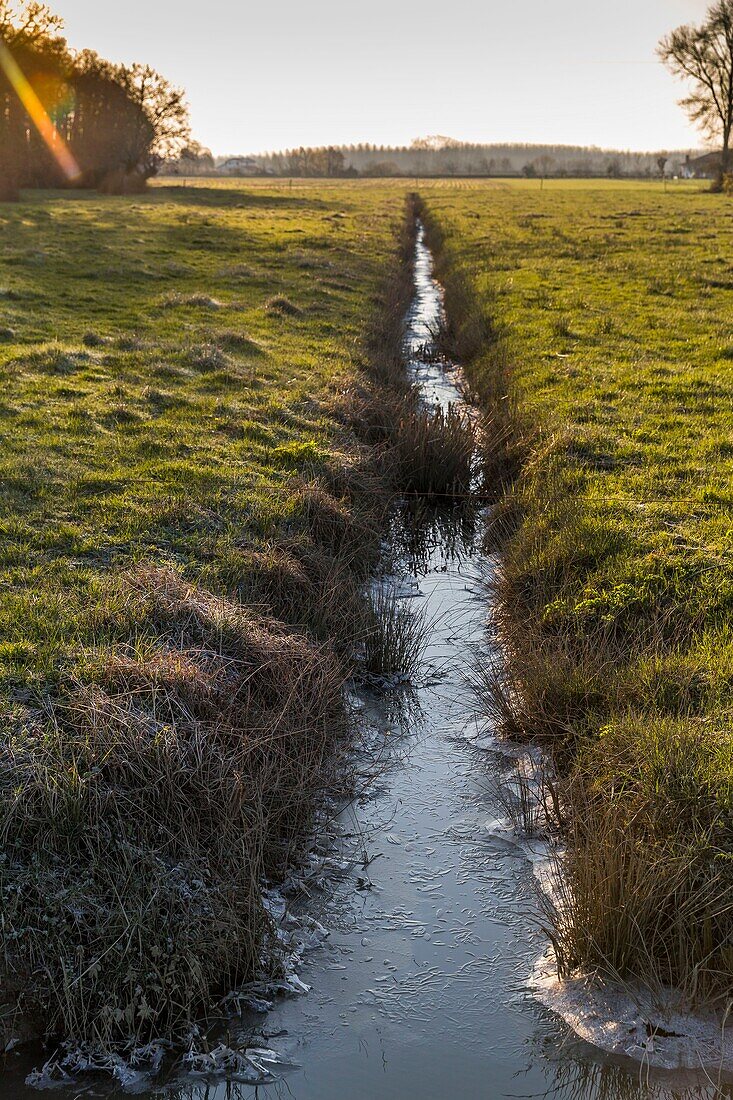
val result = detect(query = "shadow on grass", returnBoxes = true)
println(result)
[149,184,331,213]
[15,185,331,214]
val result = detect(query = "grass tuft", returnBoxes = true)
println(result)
[362,586,431,683]
[265,295,301,317]
[388,398,478,496]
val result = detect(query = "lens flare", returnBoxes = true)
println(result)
[0,38,80,181]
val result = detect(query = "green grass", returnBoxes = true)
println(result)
[0,178,408,685]
[0,177,415,1053]
[422,178,733,1004]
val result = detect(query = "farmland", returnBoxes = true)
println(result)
[423,178,733,1001]
[0,179,408,686]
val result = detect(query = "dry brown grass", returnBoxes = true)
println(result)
[388,399,478,496]
[543,717,733,1007]
[206,540,364,651]
[0,565,348,1047]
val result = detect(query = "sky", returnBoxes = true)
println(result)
[51,0,712,155]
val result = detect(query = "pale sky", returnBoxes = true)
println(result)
[52,0,711,155]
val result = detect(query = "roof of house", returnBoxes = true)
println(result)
[687,151,722,169]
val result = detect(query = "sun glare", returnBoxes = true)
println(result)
[0,38,80,181]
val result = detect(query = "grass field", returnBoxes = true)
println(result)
[422,178,733,1004]
[0,179,409,685]
[0,178,416,1050]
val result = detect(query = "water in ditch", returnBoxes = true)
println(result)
[5,225,730,1100]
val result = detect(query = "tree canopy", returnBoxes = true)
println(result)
[0,1,189,199]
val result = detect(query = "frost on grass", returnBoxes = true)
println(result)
[181,1044,283,1085]
[24,809,338,1089]
[0,566,346,1065]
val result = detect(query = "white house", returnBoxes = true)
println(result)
[219,157,261,177]
[680,152,723,179]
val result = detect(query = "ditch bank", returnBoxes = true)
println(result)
[418,201,733,1084]
[3,205,730,1100]
[128,218,731,1097]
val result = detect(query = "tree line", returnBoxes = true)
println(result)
[244,142,696,180]
[256,0,733,186]
[0,1,190,200]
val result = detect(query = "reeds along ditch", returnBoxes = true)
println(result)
[419,200,733,1008]
[338,194,488,501]
[0,196,427,1057]
[543,717,733,1005]
[362,587,432,683]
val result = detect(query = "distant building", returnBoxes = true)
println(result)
[219,156,261,177]
[681,152,723,179]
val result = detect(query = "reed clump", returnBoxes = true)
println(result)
[362,586,431,683]
[388,399,478,497]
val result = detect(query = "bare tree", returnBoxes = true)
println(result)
[534,154,556,187]
[111,63,190,180]
[659,0,733,187]
[0,1,62,44]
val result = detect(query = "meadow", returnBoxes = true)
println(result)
[0,178,420,1051]
[422,178,733,1004]
[0,179,408,684]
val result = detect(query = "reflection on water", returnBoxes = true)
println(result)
[387,498,482,574]
[2,226,727,1100]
